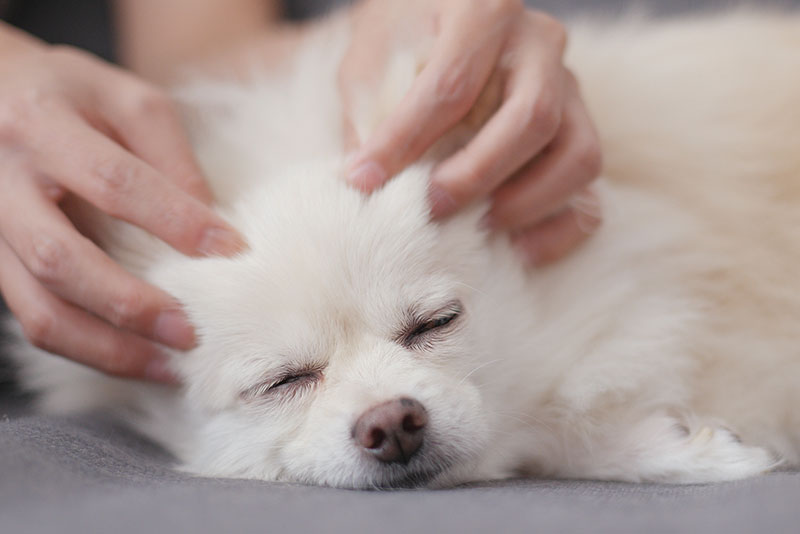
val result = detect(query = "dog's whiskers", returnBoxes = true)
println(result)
[453,281,488,298]
[458,358,505,385]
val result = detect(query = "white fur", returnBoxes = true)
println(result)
[8,10,800,488]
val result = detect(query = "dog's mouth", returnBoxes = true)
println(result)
[370,466,445,489]
[361,446,456,489]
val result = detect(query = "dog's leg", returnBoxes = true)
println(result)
[562,412,779,484]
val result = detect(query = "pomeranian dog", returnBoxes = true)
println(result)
[6,9,800,488]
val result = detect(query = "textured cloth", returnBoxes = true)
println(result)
[2,1,800,533]
[1,394,799,534]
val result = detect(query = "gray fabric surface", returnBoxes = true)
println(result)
[2,399,799,534]
[3,1,800,533]
[2,403,799,534]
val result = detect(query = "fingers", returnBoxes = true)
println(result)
[0,238,178,383]
[344,0,517,191]
[49,47,214,204]
[0,42,212,383]
[487,73,603,231]
[32,108,245,257]
[95,73,214,204]
[489,72,603,267]
[511,188,602,266]
[0,175,196,351]
[429,12,569,218]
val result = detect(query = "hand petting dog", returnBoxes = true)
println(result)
[340,0,603,266]
[0,22,246,382]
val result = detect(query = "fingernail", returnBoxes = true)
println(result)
[574,209,603,235]
[198,227,248,257]
[428,183,457,218]
[569,190,603,234]
[345,156,387,191]
[144,354,182,385]
[153,309,196,350]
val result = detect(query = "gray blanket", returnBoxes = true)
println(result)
[3,1,800,533]
[2,391,799,534]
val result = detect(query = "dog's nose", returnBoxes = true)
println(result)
[352,397,428,464]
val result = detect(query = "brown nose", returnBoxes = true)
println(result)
[352,397,428,464]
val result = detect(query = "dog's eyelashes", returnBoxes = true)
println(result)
[241,370,322,400]
[401,300,463,348]
[410,314,457,337]
[271,372,318,390]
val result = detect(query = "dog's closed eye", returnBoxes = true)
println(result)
[399,300,464,349]
[241,367,323,401]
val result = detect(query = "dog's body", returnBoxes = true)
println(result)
[7,10,800,488]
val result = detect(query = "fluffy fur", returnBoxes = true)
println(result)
[7,10,800,488]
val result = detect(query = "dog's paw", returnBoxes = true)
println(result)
[643,424,780,483]
[566,414,780,484]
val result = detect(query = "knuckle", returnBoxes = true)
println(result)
[27,233,70,285]
[433,62,476,113]
[526,96,561,140]
[91,158,138,213]
[105,289,147,329]
[0,90,55,142]
[507,96,560,143]
[156,196,204,242]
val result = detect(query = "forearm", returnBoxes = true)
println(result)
[113,0,282,81]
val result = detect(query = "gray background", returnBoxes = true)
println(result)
[2,1,800,533]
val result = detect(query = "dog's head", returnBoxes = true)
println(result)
[151,162,500,488]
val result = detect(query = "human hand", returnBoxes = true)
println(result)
[340,0,603,266]
[0,29,246,382]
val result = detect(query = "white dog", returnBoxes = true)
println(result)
[7,9,800,488]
